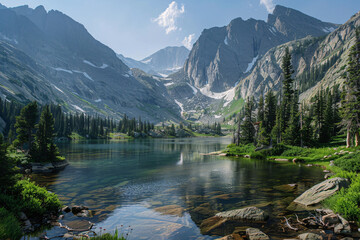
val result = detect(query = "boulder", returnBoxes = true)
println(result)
[62,206,71,213]
[246,228,270,240]
[334,215,351,234]
[72,205,89,215]
[31,162,54,173]
[297,233,323,240]
[76,210,92,218]
[216,207,268,221]
[64,220,94,231]
[294,178,349,206]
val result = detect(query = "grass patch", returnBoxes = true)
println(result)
[324,171,360,222]
[0,207,22,240]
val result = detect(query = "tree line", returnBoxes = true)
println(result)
[234,31,360,148]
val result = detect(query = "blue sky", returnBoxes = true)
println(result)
[1,0,359,60]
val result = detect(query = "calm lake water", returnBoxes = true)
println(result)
[31,138,325,240]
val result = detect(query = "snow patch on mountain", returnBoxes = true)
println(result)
[72,104,85,112]
[224,36,229,45]
[83,60,108,69]
[175,100,184,115]
[244,55,258,73]
[186,83,198,94]
[53,67,73,74]
[73,70,93,81]
[199,85,235,107]
[322,27,336,33]
[52,84,64,94]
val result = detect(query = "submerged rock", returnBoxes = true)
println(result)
[154,205,184,217]
[216,207,268,221]
[246,228,270,240]
[216,233,243,240]
[294,177,349,206]
[64,220,94,231]
[71,205,89,215]
[297,233,323,240]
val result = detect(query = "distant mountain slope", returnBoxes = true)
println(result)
[0,5,180,122]
[118,46,190,77]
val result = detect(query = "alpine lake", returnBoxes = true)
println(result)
[28,137,326,240]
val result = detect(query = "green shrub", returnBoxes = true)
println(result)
[0,207,22,240]
[334,152,360,172]
[325,173,360,221]
[259,144,289,156]
[14,179,61,217]
[225,144,255,156]
[0,193,21,214]
[84,229,127,240]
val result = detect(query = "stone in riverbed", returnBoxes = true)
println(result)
[246,228,270,240]
[297,233,323,240]
[72,205,89,214]
[294,177,349,206]
[64,220,94,231]
[334,215,351,234]
[154,205,184,217]
[62,206,71,213]
[216,207,268,221]
[215,233,243,240]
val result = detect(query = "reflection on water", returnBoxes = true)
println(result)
[32,138,325,239]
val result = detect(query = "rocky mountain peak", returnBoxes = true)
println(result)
[183,5,339,94]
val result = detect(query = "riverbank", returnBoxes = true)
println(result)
[221,142,360,237]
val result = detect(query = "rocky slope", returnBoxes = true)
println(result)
[118,46,190,77]
[0,5,180,122]
[236,10,360,103]
[167,5,342,123]
[183,5,338,93]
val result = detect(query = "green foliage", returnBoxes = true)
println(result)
[14,179,61,217]
[33,105,59,162]
[334,152,360,172]
[0,208,22,240]
[14,101,38,150]
[84,229,128,240]
[259,144,289,156]
[250,151,266,159]
[225,143,256,156]
[325,173,360,221]
[0,134,18,190]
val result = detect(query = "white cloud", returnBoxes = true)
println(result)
[153,1,185,34]
[260,0,275,13]
[182,33,195,49]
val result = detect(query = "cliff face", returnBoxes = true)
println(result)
[183,5,338,93]
[236,11,360,103]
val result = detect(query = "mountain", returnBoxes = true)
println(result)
[0,4,180,122]
[118,46,190,77]
[183,5,338,93]
[167,5,343,122]
[237,10,360,103]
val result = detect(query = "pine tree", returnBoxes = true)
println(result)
[240,98,255,144]
[34,106,58,162]
[341,30,360,147]
[283,91,301,145]
[14,101,38,151]
[281,47,295,133]
[0,134,17,190]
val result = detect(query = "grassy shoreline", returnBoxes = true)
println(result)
[223,142,360,223]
